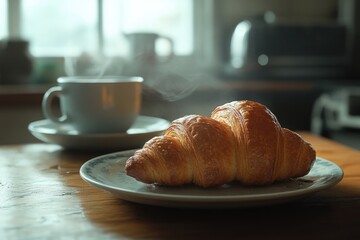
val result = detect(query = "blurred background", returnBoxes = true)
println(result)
[1,0,360,149]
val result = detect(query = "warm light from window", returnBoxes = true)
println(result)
[21,0,98,56]
[103,0,193,56]
[16,0,193,57]
[0,0,7,39]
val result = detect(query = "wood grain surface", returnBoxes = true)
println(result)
[1,133,360,239]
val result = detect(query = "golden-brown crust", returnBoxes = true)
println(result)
[166,115,237,187]
[211,100,282,185]
[125,136,190,186]
[281,128,316,179]
[126,115,237,187]
[125,100,316,187]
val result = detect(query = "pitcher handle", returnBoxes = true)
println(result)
[156,36,174,62]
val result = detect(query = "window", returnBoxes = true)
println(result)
[22,0,98,56]
[103,0,193,56]
[0,0,7,39]
[3,0,193,57]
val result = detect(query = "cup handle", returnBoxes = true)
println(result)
[156,36,174,62]
[42,86,67,123]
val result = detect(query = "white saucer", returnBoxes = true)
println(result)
[28,116,170,151]
[80,150,343,208]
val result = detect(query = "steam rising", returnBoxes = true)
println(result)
[146,71,200,102]
[64,53,120,77]
[64,53,202,102]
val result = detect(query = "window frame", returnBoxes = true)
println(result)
[5,0,211,57]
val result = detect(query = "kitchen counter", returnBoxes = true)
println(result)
[0,81,331,144]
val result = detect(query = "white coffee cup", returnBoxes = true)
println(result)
[42,76,143,134]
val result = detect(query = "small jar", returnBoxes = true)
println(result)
[0,39,33,84]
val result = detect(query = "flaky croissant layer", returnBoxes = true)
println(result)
[125,100,316,187]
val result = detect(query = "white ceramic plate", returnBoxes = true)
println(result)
[28,116,170,151]
[80,150,343,208]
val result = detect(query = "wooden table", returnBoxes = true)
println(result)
[1,132,360,239]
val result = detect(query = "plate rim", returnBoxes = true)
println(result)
[79,151,344,205]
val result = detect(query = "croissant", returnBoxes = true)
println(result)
[125,100,316,187]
